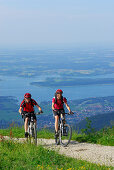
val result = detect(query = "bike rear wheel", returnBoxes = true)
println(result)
[60,124,72,147]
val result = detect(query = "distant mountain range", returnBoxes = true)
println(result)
[0,96,114,130]
[73,112,114,131]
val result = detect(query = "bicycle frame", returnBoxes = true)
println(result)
[59,115,65,134]
[55,113,72,147]
[28,113,36,136]
[23,112,38,145]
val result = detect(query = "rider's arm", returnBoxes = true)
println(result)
[36,104,42,112]
[65,103,71,112]
[52,102,55,110]
[19,107,22,114]
[52,97,56,110]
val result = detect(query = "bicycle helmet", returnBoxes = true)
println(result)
[56,89,63,94]
[24,93,31,99]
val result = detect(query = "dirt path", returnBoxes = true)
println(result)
[2,136,114,167]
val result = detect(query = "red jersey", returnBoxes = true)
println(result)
[52,97,67,110]
[20,99,38,112]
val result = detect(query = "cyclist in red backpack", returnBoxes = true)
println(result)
[52,89,73,137]
[19,93,43,138]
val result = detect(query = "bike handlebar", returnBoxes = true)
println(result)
[64,112,74,115]
[36,111,43,115]
[21,111,43,116]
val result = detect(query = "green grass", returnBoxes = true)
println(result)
[0,140,113,170]
[0,127,54,139]
[37,128,54,139]
[72,126,114,146]
[0,126,114,146]
[0,126,25,138]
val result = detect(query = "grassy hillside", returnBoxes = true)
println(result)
[72,126,114,146]
[0,140,113,170]
[74,112,114,131]
[0,126,113,146]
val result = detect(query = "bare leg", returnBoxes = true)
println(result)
[61,114,66,124]
[24,117,28,132]
[55,115,59,132]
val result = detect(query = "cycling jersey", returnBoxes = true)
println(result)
[20,99,38,112]
[52,97,67,110]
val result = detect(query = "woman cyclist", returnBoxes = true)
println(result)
[52,89,73,137]
[19,93,43,138]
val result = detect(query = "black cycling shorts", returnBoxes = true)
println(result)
[22,111,37,121]
[53,109,65,117]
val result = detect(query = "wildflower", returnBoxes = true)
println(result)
[37,164,43,170]
[79,166,86,169]
[47,165,53,170]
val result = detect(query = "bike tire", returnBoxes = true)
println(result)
[27,126,31,144]
[60,124,72,147]
[33,124,37,145]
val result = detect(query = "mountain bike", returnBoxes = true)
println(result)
[55,113,73,147]
[22,112,42,145]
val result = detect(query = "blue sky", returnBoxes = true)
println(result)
[0,0,114,47]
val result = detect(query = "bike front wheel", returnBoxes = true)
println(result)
[33,124,37,145]
[60,124,72,147]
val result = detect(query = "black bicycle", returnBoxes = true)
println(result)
[22,112,42,145]
[55,113,73,147]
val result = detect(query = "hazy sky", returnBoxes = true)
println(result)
[0,0,114,47]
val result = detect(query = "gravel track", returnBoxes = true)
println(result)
[2,136,114,167]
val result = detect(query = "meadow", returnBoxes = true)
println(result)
[0,140,113,170]
[0,119,114,169]
[0,125,113,146]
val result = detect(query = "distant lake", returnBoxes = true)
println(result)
[0,47,114,104]
[0,74,114,104]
